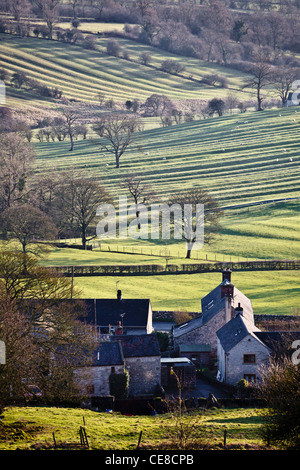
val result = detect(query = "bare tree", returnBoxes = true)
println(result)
[120,173,156,229]
[168,188,223,259]
[55,175,112,249]
[143,93,173,117]
[1,203,58,255]
[0,253,95,405]
[31,0,61,39]
[0,133,35,213]
[272,66,298,106]
[93,114,143,168]
[60,104,80,151]
[242,51,273,111]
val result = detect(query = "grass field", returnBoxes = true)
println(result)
[1,32,299,317]
[0,31,254,106]
[33,106,300,205]
[0,406,269,450]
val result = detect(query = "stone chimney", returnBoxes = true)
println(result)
[235,303,243,316]
[221,279,234,299]
[115,321,123,335]
[117,289,122,301]
[222,268,232,283]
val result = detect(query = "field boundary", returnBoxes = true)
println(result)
[47,259,300,276]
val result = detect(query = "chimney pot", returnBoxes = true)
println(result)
[235,302,243,316]
[222,268,232,283]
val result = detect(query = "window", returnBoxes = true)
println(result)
[244,374,256,383]
[243,354,256,364]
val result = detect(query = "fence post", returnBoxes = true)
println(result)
[223,429,227,448]
[137,430,143,449]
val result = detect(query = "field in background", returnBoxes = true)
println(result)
[34,106,300,205]
[0,31,254,107]
[0,30,299,316]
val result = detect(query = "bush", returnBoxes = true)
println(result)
[106,40,122,57]
[109,371,129,399]
[161,60,185,75]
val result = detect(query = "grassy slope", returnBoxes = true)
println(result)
[0,406,267,450]
[0,32,253,104]
[34,106,300,205]
[1,31,299,315]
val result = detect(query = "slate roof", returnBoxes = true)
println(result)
[174,278,254,339]
[201,279,254,324]
[114,334,161,358]
[82,299,151,328]
[90,334,161,367]
[93,341,124,366]
[216,313,264,353]
[173,315,203,339]
[254,331,300,353]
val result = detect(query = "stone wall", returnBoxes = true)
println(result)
[174,307,228,355]
[75,364,124,396]
[125,356,161,396]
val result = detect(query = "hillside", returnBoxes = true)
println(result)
[34,106,300,206]
[0,32,254,110]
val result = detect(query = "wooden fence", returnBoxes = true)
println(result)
[48,259,300,277]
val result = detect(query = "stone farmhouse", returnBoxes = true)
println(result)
[75,334,161,398]
[173,269,300,386]
[173,269,254,360]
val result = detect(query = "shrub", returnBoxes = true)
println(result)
[161,60,185,75]
[109,371,129,399]
[106,40,122,57]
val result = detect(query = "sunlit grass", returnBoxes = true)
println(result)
[0,406,269,450]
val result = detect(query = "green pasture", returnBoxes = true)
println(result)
[39,201,300,315]
[0,406,267,450]
[34,106,300,205]
[70,270,299,316]
[0,32,253,104]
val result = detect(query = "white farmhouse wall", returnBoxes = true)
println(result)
[218,335,270,385]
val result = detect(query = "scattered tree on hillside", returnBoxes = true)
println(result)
[242,51,273,111]
[208,98,226,117]
[0,133,35,213]
[120,173,156,230]
[142,94,174,126]
[93,114,143,168]
[60,104,80,151]
[1,203,58,255]
[167,188,223,259]
[31,0,61,39]
[55,175,112,249]
[272,66,298,106]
